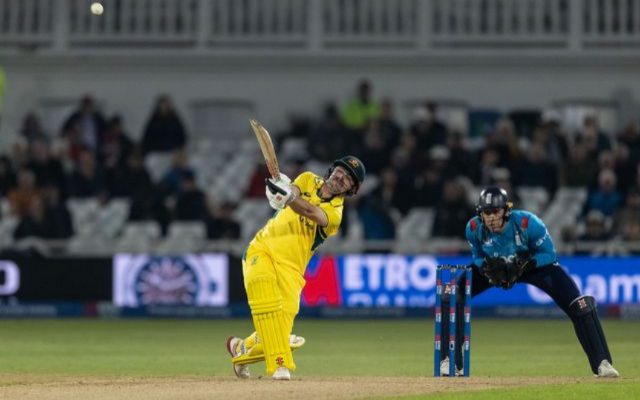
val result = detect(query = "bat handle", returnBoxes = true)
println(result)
[265,178,287,195]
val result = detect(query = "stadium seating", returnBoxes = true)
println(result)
[542,187,588,241]
[114,221,162,253]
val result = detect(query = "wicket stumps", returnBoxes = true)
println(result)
[433,264,472,377]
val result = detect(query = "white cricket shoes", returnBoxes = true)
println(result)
[226,336,250,379]
[272,366,291,380]
[290,334,305,348]
[596,360,620,378]
[439,357,462,377]
[227,334,303,380]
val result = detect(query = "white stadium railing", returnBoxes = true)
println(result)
[1,0,640,53]
[0,0,54,45]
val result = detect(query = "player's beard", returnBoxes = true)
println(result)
[324,176,349,196]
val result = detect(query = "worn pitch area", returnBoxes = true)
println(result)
[0,375,613,400]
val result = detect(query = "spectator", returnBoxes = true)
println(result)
[508,109,541,139]
[206,202,241,239]
[394,131,419,171]
[13,197,50,240]
[68,150,104,198]
[446,131,476,180]
[516,142,558,195]
[415,161,444,208]
[25,139,67,194]
[594,150,616,180]
[340,79,380,131]
[100,115,134,169]
[476,147,501,186]
[41,185,73,239]
[613,143,635,196]
[617,120,640,164]
[560,141,597,187]
[585,169,621,217]
[61,95,106,154]
[10,139,29,168]
[620,219,640,244]
[141,95,187,155]
[20,112,48,144]
[378,98,403,150]
[530,125,565,167]
[432,179,474,239]
[615,188,640,241]
[373,167,404,215]
[360,120,390,176]
[409,102,448,152]
[0,155,16,196]
[128,186,170,235]
[578,210,611,241]
[159,150,194,197]
[538,115,570,164]
[486,116,521,171]
[8,169,40,218]
[174,171,208,221]
[575,115,612,156]
[389,142,419,214]
[105,150,153,199]
[308,103,348,162]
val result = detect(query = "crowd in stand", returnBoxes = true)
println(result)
[1,80,640,250]
[2,94,240,242]
[272,79,640,245]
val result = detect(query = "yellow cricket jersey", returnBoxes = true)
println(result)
[249,171,343,274]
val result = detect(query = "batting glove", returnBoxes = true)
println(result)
[274,173,291,185]
[265,175,295,210]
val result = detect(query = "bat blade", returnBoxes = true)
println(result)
[249,119,280,180]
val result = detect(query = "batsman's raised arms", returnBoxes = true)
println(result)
[250,119,280,180]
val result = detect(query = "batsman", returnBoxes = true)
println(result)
[441,186,619,378]
[226,154,365,380]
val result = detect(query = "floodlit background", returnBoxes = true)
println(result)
[1,0,639,256]
[0,1,639,398]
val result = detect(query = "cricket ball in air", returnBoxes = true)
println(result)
[90,2,104,15]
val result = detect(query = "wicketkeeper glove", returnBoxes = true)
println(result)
[501,253,537,289]
[514,252,537,274]
[482,257,509,288]
[484,254,536,290]
[502,261,520,290]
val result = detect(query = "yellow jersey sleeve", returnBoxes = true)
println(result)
[292,171,315,189]
[318,197,343,237]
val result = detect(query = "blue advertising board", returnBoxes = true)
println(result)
[302,255,640,307]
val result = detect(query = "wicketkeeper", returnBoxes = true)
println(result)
[440,186,619,377]
[226,156,365,380]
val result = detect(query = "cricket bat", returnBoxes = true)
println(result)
[249,119,280,181]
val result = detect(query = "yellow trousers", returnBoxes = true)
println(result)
[242,245,305,375]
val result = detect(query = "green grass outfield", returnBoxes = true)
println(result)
[0,318,638,399]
